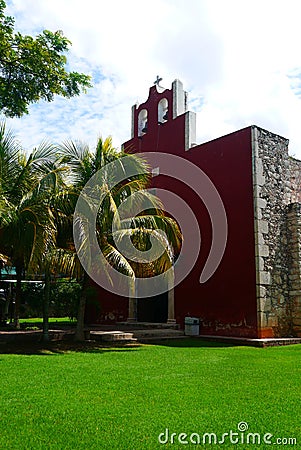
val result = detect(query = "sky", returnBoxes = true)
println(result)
[3,0,301,157]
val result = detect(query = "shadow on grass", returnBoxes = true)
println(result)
[0,337,239,355]
[143,338,236,348]
[0,340,141,356]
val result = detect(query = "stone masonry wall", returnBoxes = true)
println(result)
[287,157,301,203]
[286,204,301,336]
[252,126,301,337]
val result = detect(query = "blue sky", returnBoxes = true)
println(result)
[3,0,301,157]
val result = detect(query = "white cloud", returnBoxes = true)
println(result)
[3,0,301,157]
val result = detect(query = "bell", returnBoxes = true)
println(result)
[141,122,148,133]
[163,111,168,121]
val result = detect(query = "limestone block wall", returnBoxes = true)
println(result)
[287,157,301,203]
[286,204,301,335]
[252,126,301,337]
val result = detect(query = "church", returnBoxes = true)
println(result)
[86,78,301,339]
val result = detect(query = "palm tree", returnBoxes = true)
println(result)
[38,164,72,341]
[0,122,64,328]
[59,137,182,340]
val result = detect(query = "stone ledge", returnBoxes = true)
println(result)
[198,335,301,347]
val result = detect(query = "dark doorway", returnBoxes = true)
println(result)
[137,292,168,323]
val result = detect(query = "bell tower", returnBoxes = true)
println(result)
[123,78,196,154]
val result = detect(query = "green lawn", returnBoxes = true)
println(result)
[19,317,76,327]
[0,340,300,449]
[20,317,75,323]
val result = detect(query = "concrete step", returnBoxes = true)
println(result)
[116,322,180,330]
[88,328,186,343]
[132,328,185,341]
[90,331,137,343]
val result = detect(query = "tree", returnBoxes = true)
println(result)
[0,122,64,328]
[0,0,92,117]
[59,137,182,340]
[40,169,76,342]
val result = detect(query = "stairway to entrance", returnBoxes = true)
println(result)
[117,321,180,330]
[87,322,185,343]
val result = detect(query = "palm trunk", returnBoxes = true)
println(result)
[14,264,22,329]
[42,269,51,342]
[75,273,88,341]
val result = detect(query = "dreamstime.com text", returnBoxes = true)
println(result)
[158,422,297,446]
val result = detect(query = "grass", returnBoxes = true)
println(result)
[0,340,300,449]
[19,317,76,327]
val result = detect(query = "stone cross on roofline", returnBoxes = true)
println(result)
[154,75,163,86]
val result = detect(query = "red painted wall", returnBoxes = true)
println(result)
[85,282,129,325]
[176,130,257,337]
[125,126,258,337]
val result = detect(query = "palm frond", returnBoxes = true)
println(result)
[48,248,83,279]
[58,140,93,186]
[101,243,135,278]
[120,215,182,255]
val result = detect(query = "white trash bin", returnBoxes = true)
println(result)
[184,317,200,336]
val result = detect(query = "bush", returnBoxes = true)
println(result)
[50,280,80,320]
[20,279,81,319]
[20,283,44,318]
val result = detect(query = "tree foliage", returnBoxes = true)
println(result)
[0,121,67,327]
[0,0,92,117]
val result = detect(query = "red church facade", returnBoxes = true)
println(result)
[86,79,301,339]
